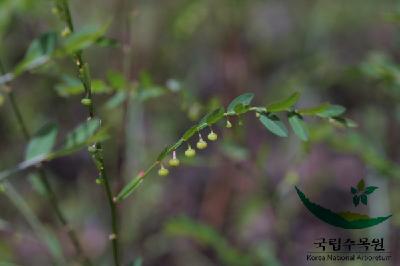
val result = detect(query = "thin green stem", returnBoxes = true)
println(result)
[55,1,121,265]
[1,60,91,265]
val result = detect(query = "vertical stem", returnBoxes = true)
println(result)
[56,1,121,265]
[1,60,91,265]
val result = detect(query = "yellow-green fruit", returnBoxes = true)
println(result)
[185,147,196,157]
[81,98,92,106]
[196,140,207,149]
[226,120,232,128]
[158,167,169,176]
[169,158,180,167]
[208,132,218,141]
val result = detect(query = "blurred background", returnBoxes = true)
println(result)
[0,0,400,265]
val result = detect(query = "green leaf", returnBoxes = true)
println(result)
[357,179,365,191]
[25,123,58,160]
[227,93,254,114]
[351,187,357,194]
[62,23,110,54]
[115,175,144,201]
[360,194,368,205]
[267,92,300,112]
[365,186,378,195]
[55,76,111,97]
[182,125,198,141]
[288,113,309,141]
[317,104,346,118]
[199,107,225,126]
[329,117,358,128]
[298,102,331,115]
[259,114,288,137]
[14,32,58,75]
[353,195,360,206]
[157,139,184,161]
[233,103,249,114]
[55,118,102,156]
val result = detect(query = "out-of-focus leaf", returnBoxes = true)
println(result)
[62,23,110,54]
[107,70,127,90]
[136,86,165,101]
[298,102,331,115]
[25,123,58,160]
[105,91,128,109]
[288,113,308,141]
[259,114,288,137]
[55,76,111,97]
[55,118,103,157]
[95,36,119,48]
[165,216,254,266]
[28,173,46,196]
[227,93,254,114]
[0,93,4,107]
[329,117,357,128]
[14,32,58,75]
[317,105,346,118]
[267,92,300,112]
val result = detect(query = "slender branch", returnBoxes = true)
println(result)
[0,59,91,265]
[54,1,121,265]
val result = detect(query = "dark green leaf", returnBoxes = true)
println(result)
[357,179,365,191]
[182,125,198,141]
[157,139,184,161]
[25,123,58,160]
[115,175,144,201]
[259,114,288,137]
[365,186,378,195]
[267,92,300,112]
[288,113,309,141]
[199,107,225,126]
[351,187,357,194]
[317,104,346,118]
[298,102,331,115]
[360,194,368,205]
[227,93,254,114]
[353,195,360,206]
[14,32,58,75]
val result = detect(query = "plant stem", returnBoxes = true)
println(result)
[1,60,91,265]
[56,1,121,265]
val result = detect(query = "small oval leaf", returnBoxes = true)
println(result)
[259,114,288,137]
[288,113,309,141]
[227,93,254,114]
[267,92,300,112]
